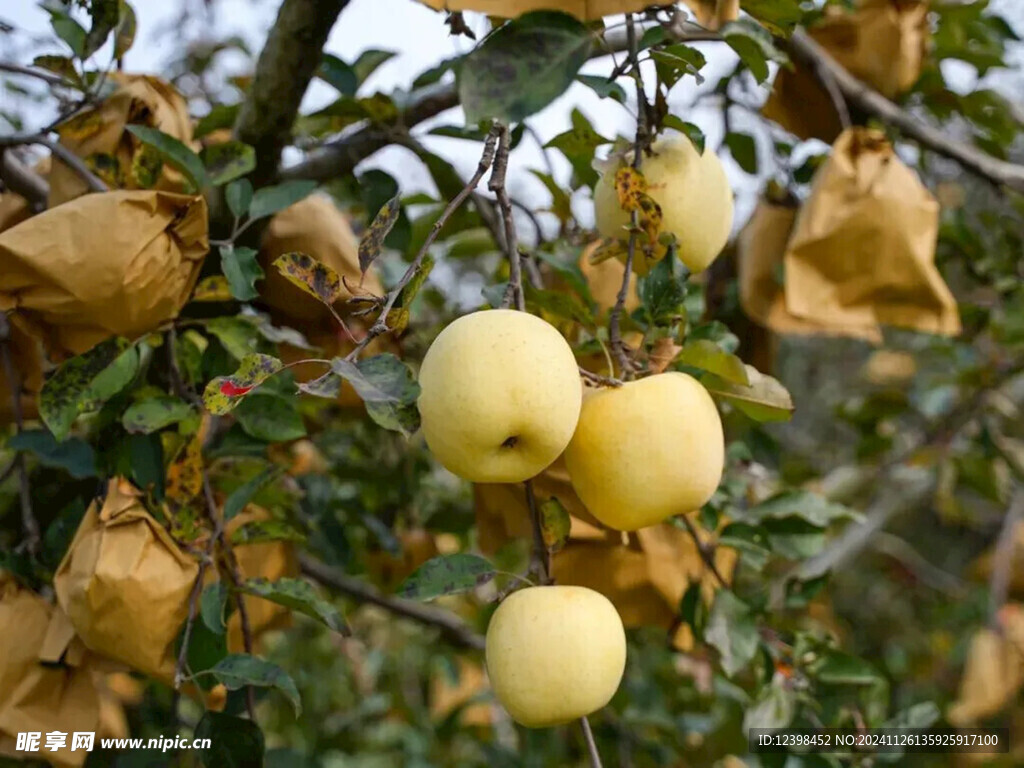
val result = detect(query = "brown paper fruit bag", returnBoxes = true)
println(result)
[681,0,739,30]
[0,574,101,768]
[763,0,929,142]
[784,128,960,337]
[418,0,655,20]
[737,192,883,342]
[0,190,209,359]
[0,316,46,425]
[50,74,194,207]
[430,657,494,727]
[54,478,199,684]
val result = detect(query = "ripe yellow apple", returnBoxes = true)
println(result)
[593,136,734,274]
[417,309,582,483]
[564,372,724,530]
[485,585,626,728]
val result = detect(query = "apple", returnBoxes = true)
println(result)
[485,585,626,728]
[564,372,724,530]
[593,135,734,274]
[417,309,582,483]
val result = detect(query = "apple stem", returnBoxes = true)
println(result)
[580,715,604,768]
[523,479,551,585]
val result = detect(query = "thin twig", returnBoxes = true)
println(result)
[0,60,79,88]
[990,487,1024,628]
[343,125,501,361]
[490,123,524,312]
[299,554,485,650]
[608,14,646,379]
[0,314,38,555]
[580,715,604,768]
[524,479,550,585]
[578,366,623,388]
[174,542,215,689]
[678,513,728,588]
[1,150,48,211]
[0,133,108,192]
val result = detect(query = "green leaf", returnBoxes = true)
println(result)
[230,519,307,546]
[739,0,804,37]
[705,590,759,677]
[702,365,794,422]
[662,116,705,154]
[206,316,260,361]
[365,401,421,438]
[210,654,301,715]
[234,393,306,442]
[539,497,570,553]
[224,465,282,521]
[31,54,78,84]
[122,395,192,434]
[50,14,87,58]
[128,433,164,500]
[743,681,796,730]
[718,522,771,572]
[195,103,241,140]
[358,192,401,273]
[808,650,883,686]
[200,583,229,635]
[398,554,496,600]
[318,53,358,96]
[247,180,317,221]
[676,340,749,385]
[226,178,253,219]
[238,578,347,633]
[83,0,119,58]
[525,281,594,328]
[7,429,96,478]
[459,11,593,124]
[113,1,137,59]
[723,19,784,84]
[651,43,707,89]
[330,354,420,405]
[745,490,862,528]
[352,49,396,85]
[639,254,686,324]
[178,610,228,687]
[725,132,758,174]
[221,245,263,302]
[272,252,343,307]
[126,125,207,191]
[575,74,626,102]
[201,141,256,186]
[194,711,264,768]
[40,337,136,441]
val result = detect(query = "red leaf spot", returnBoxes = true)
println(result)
[220,380,253,397]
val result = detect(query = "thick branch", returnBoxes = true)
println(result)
[789,29,1024,194]
[234,0,350,189]
[299,555,485,651]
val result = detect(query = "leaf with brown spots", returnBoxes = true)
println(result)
[165,432,203,507]
[358,192,401,274]
[614,166,648,211]
[191,276,234,303]
[273,252,343,308]
[202,354,283,415]
[539,497,571,553]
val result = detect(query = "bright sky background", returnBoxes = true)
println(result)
[2,0,1022,240]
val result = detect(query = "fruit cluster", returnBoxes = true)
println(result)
[417,307,725,728]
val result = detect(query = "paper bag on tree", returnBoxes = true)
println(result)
[0,316,46,426]
[417,0,654,20]
[54,478,199,684]
[763,0,929,142]
[51,73,194,206]
[784,127,960,337]
[681,0,739,30]
[0,574,101,768]
[0,190,209,360]
[737,191,883,342]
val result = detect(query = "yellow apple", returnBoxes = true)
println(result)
[417,309,582,483]
[485,585,626,728]
[593,135,734,274]
[564,372,724,530]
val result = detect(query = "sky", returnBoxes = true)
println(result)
[2,0,1022,241]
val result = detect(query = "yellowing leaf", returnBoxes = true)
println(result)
[192,276,234,302]
[358,192,401,274]
[166,432,203,506]
[272,252,343,308]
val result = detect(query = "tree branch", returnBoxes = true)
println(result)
[788,28,1024,194]
[0,150,48,212]
[233,0,350,189]
[490,124,524,312]
[299,554,485,651]
[0,134,108,193]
